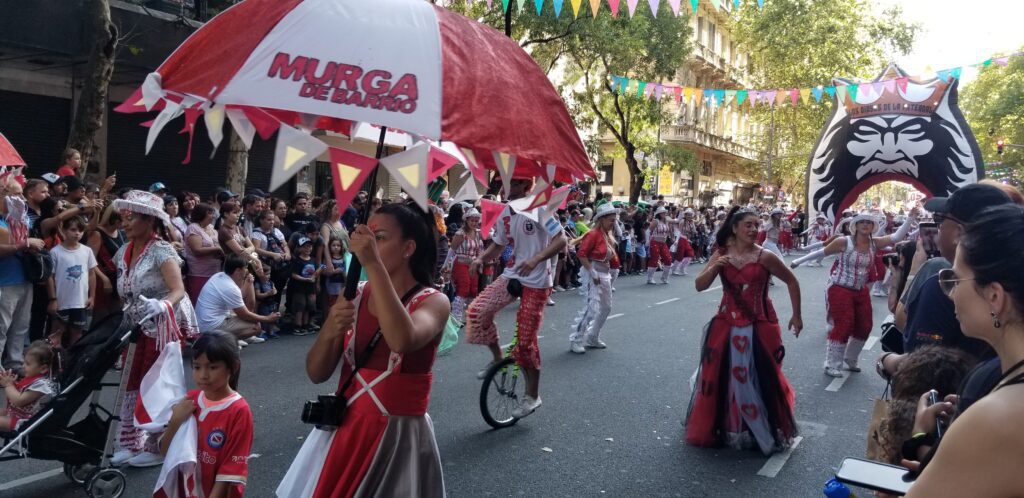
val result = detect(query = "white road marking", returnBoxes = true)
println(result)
[701,285,722,293]
[864,336,879,352]
[0,468,62,491]
[655,297,680,305]
[757,436,803,478]
[608,313,624,320]
[825,375,849,392]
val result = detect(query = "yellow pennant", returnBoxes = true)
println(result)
[800,88,811,104]
[283,146,306,171]
[335,163,361,190]
[571,0,583,17]
[398,163,421,189]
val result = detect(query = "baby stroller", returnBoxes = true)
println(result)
[0,312,137,498]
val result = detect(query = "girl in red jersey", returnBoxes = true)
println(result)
[0,341,58,431]
[160,332,253,498]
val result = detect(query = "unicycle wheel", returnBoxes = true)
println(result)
[479,357,524,429]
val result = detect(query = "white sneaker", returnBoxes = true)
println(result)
[553,285,565,292]
[110,450,136,466]
[569,343,586,354]
[246,335,266,344]
[547,298,556,306]
[824,367,844,378]
[511,396,542,419]
[127,452,164,468]
[237,339,249,348]
[585,339,607,349]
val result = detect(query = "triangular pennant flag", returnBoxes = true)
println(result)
[950,66,962,80]
[534,0,544,14]
[518,0,528,12]
[835,85,848,104]
[724,89,736,106]
[627,0,639,17]
[502,0,510,12]
[485,0,493,7]
[452,176,481,204]
[654,84,663,100]
[460,146,489,186]
[673,86,683,103]
[225,108,256,150]
[270,125,328,192]
[702,89,712,106]
[543,163,558,184]
[427,145,460,181]
[871,81,885,96]
[620,77,630,95]
[647,0,659,16]
[690,0,698,12]
[608,0,620,16]
[799,88,811,104]
[553,0,564,15]
[733,0,739,8]
[644,84,655,99]
[636,81,647,98]
[478,198,505,239]
[824,86,836,98]
[995,57,1010,67]
[524,178,555,211]
[764,90,777,106]
[936,69,950,82]
[589,0,600,16]
[177,103,203,164]
[713,89,725,106]
[203,104,226,158]
[736,90,748,106]
[492,150,517,198]
[748,90,761,106]
[788,88,799,105]
[379,142,432,210]
[757,0,764,7]
[328,147,378,211]
[883,79,896,94]
[668,0,681,15]
[775,89,788,106]
[0,133,26,167]
[546,185,571,212]
[610,75,621,91]
[571,0,583,17]
[895,77,909,93]
[811,87,824,102]
[848,83,860,101]
[682,87,693,103]
[145,101,184,155]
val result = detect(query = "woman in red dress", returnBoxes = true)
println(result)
[687,206,803,455]
[292,201,450,498]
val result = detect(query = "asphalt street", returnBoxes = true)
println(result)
[2,259,892,498]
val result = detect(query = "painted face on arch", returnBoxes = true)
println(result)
[845,115,934,181]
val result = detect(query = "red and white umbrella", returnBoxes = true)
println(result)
[126,0,593,193]
[0,133,25,167]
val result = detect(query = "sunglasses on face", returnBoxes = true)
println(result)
[938,268,976,297]
[933,213,963,226]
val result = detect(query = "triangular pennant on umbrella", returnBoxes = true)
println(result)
[270,125,328,192]
[524,178,555,211]
[0,133,26,167]
[328,147,378,211]
[546,185,571,212]
[627,0,639,17]
[647,0,659,16]
[811,87,824,102]
[543,163,558,183]
[492,150,517,198]
[243,107,282,140]
[452,176,481,203]
[848,83,860,101]
[146,101,184,155]
[570,0,583,17]
[177,103,203,164]
[478,198,505,239]
[140,72,164,112]
[427,145,460,181]
[225,108,256,150]
[589,0,601,16]
[203,104,226,158]
[460,146,490,186]
[871,81,885,96]
[995,57,1010,67]
[379,142,432,210]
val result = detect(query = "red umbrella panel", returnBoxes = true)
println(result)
[121,0,593,199]
[0,133,25,167]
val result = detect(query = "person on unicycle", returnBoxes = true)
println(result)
[466,178,567,419]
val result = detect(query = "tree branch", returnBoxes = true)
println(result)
[521,18,578,48]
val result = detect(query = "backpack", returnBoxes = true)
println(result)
[18,248,54,284]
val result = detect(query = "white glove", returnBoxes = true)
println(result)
[138,295,167,322]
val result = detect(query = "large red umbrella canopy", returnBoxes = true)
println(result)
[0,133,25,167]
[131,0,592,182]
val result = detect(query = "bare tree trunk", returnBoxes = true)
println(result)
[623,144,645,205]
[226,128,248,194]
[67,0,117,177]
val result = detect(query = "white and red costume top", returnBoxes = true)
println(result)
[806,221,832,242]
[829,236,876,290]
[451,232,482,260]
[677,219,698,241]
[649,220,672,243]
[577,230,620,272]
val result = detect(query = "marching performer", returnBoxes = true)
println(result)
[798,214,832,266]
[791,209,916,377]
[671,208,697,276]
[646,207,673,285]
[759,208,785,260]
[687,206,802,455]
[442,208,483,323]
[569,203,619,354]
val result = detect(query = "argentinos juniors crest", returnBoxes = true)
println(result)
[805,64,983,222]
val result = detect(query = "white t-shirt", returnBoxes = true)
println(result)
[493,206,555,289]
[195,272,244,333]
[50,244,97,310]
[250,227,285,251]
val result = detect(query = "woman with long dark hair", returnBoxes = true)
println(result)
[686,206,803,455]
[286,201,450,498]
[906,205,1024,495]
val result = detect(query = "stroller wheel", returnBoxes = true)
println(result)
[63,462,95,484]
[85,468,126,498]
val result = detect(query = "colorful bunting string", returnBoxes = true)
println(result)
[609,51,1023,108]
[468,0,764,18]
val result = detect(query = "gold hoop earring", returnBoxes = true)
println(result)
[992,312,1002,329]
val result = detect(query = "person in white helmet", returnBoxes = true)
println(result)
[646,207,673,285]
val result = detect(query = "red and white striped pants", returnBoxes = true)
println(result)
[465,276,551,370]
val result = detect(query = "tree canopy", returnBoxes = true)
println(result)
[960,50,1024,183]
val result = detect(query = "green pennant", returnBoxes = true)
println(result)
[847,83,859,101]
[502,0,511,12]
[983,58,993,67]
[736,90,748,105]
[517,0,527,13]
[690,0,699,12]
[637,81,648,98]
[835,85,848,104]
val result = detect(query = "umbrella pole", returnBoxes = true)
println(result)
[504,4,512,37]
[342,126,388,300]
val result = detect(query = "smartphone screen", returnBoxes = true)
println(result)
[836,457,915,495]
[919,222,939,257]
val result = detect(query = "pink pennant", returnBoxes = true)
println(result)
[858,83,872,99]
[479,198,506,240]
[242,107,282,140]
[177,103,203,165]
[788,88,799,105]
[764,90,777,105]
[627,0,639,17]
[427,146,460,181]
[550,185,571,210]
[673,86,682,103]
[895,77,909,93]
[748,90,761,106]
[883,79,896,94]
[667,0,681,15]
[871,81,885,96]
[653,84,663,100]
[524,179,555,211]
[328,147,379,212]
[608,0,620,16]
[647,0,659,16]
[995,57,1010,67]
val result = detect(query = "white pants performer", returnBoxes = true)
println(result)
[570,264,613,349]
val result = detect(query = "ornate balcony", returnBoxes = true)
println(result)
[664,124,758,162]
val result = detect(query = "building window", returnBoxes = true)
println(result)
[599,164,613,186]
[708,23,717,52]
[701,160,713,177]
[697,17,704,45]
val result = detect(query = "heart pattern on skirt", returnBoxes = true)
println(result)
[731,335,750,353]
[732,366,748,384]
[741,403,760,420]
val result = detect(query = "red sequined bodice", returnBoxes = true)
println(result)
[716,261,778,327]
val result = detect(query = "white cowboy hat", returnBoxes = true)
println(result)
[770,208,784,216]
[112,190,172,228]
[593,203,619,221]
[653,206,668,217]
[850,210,882,227]
[683,208,695,216]
[463,208,481,219]
[815,212,827,220]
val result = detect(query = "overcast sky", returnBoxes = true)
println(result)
[871,0,1023,82]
